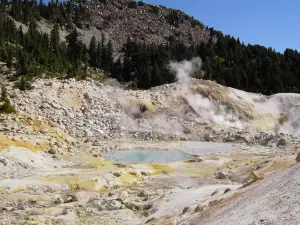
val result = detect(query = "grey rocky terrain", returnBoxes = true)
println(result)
[1,60,300,224]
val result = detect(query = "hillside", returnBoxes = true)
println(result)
[1,59,300,224]
[1,1,300,225]
[1,0,300,93]
[188,164,300,225]
[6,0,211,51]
[88,0,210,50]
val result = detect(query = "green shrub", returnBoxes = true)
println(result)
[0,87,16,114]
[15,76,33,91]
[1,98,16,113]
[1,86,8,101]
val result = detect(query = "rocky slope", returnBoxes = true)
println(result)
[88,0,210,50]
[1,59,300,224]
[11,0,210,52]
[7,77,298,148]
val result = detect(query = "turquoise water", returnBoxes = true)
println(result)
[104,150,192,164]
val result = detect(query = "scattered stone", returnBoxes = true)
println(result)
[143,211,149,217]
[145,217,155,223]
[182,206,190,214]
[0,157,8,166]
[53,194,64,204]
[48,147,57,155]
[3,207,14,212]
[194,204,206,213]
[224,188,231,194]
[141,171,149,176]
[118,190,129,201]
[188,157,203,162]
[250,171,264,181]
[129,171,137,176]
[102,200,123,211]
[138,190,149,198]
[214,171,228,180]
[115,163,127,168]
[208,199,222,207]
[211,191,219,196]
[277,138,288,147]
[64,194,78,203]
[296,152,300,163]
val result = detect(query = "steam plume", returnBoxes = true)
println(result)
[170,57,243,128]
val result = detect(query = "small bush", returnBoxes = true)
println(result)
[15,76,33,91]
[1,98,16,113]
[0,87,16,114]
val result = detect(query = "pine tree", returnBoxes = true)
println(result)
[50,23,60,52]
[18,50,28,75]
[6,45,13,68]
[104,39,114,71]
[152,62,162,86]
[111,58,123,81]
[100,33,106,66]
[96,41,101,67]
[89,36,97,67]
[0,24,4,50]
[81,64,88,80]
[16,76,32,91]
[1,86,8,101]
[137,65,152,89]
[66,29,79,61]
[28,20,38,40]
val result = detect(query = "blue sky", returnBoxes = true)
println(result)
[145,0,300,53]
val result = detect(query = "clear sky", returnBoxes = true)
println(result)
[144,0,300,53]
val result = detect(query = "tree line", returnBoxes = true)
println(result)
[1,0,300,94]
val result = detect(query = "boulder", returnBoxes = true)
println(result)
[224,188,231,194]
[48,145,57,154]
[182,206,190,214]
[103,200,122,211]
[53,194,64,204]
[208,199,222,207]
[118,190,129,201]
[277,138,288,147]
[214,171,228,180]
[3,207,14,212]
[138,190,149,197]
[250,171,264,181]
[194,204,206,213]
[64,194,78,203]
[211,191,219,196]
[296,152,300,163]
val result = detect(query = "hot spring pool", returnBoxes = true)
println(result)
[104,150,193,164]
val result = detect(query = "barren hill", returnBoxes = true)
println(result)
[88,0,210,50]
